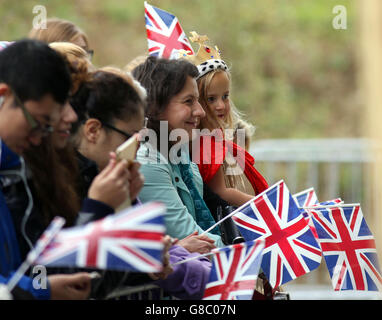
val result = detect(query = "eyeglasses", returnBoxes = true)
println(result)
[86,49,94,61]
[13,92,54,137]
[102,123,133,140]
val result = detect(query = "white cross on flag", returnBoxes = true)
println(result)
[232,180,322,288]
[144,2,194,59]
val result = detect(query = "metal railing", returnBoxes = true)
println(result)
[250,138,375,211]
[106,283,177,300]
[250,137,377,286]
[106,138,378,298]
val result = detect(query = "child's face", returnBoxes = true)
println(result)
[206,71,231,123]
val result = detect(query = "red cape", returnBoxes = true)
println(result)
[194,135,268,195]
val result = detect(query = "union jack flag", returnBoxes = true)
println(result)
[293,188,319,208]
[35,202,166,272]
[315,198,343,206]
[307,204,382,291]
[26,216,65,264]
[203,239,264,300]
[232,180,322,288]
[144,1,194,59]
[293,188,343,240]
[5,216,66,293]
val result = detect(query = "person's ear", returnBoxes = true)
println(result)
[0,83,12,109]
[0,83,10,95]
[83,118,102,144]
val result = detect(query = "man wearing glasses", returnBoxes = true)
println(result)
[0,39,92,300]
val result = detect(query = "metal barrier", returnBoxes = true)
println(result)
[250,137,377,285]
[106,283,177,300]
[251,138,375,212]
[106,138,377,297]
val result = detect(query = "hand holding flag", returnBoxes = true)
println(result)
[35,202,166,273]
[7,216,65,292]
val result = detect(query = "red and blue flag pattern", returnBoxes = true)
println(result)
[293,187,319,208]
[293,188,343,240]
[144,2,194,59]
[203,239,264,300]
[35,202,166,272]
[307,204,382,291]
[232,180,322,289]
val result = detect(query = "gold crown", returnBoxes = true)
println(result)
[177,31,222,65]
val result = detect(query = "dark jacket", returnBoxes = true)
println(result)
[0,156,115,263]
[74,151,152,298]
[1,148,151,299]
[0,140,49,299]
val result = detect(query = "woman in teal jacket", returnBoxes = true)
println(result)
[133,57,224,250]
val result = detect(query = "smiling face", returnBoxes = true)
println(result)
[161,76,205,141]
[205,70,231,123]
[0,86,61,155]
[52,101,78,149]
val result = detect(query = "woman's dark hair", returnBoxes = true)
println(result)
[132,56,199,138]
[70,70,144,136]
[24,140,80,227]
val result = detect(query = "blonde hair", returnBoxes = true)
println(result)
[124,55,148,73]
[198,68,243,132]
[29,18,90,51]
[100,66,147,102]
[234,118,255,151]
[49,42,93,95]
[198,67,256,193]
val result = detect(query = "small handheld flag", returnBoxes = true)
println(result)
[144,2,194,59]
[35,202,166,273]
[203,239,264,300]
[293,187,319,208]
[307,204,382,291]
[232,180,322,289]
[7,216,65,292]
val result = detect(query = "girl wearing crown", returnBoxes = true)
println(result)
[181,32,268,208]
[183,32,282,300]
[132,56,226,252]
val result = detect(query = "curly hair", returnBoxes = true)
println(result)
[49,42,93,95]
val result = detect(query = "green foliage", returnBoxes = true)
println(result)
[0,0,359,139]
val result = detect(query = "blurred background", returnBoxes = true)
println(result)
[1,0,381,299]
